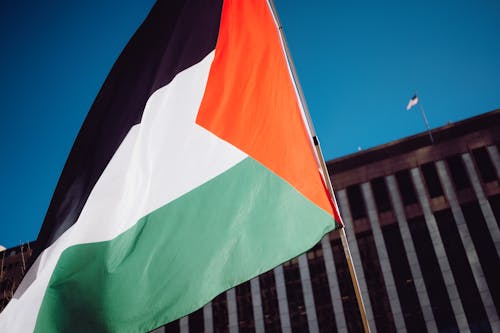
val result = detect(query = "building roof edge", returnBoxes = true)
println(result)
[327,109,500,174]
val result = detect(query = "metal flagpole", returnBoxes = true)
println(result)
[267,1,371,332]
[412,92,434,144]
[419,102,434,144]
[312,137,372,333]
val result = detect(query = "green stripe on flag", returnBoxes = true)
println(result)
[35,157,337,333]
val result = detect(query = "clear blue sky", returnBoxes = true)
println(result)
[1,0,499,248]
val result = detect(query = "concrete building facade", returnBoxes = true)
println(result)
[0,243,33,311]
[156,109,499,333]
[2,110,499,332]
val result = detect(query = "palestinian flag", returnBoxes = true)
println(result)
[0,0,342,331]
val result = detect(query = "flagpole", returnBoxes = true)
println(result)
[411,92,434,144]
[267,1,371,332]
[312,137,372,333]
[419,103,434,144]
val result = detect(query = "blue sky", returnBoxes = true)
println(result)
[1,0,499,248]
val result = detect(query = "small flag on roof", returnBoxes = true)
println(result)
[406,94,419,110]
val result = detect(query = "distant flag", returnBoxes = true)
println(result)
[406,93,434,143]
[0,0,342,332]
[406,94,419,110]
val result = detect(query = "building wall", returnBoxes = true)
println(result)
[2,111,500,332]
[0,243,34,311]
[156,110,500,333]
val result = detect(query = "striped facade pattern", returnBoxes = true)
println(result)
[152,110,500,333]
[2,112,499,332]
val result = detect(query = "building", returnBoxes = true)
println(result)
[323,109,500,333]
[0,243,34,311]
[2,110,499,332]
[158,109,498,333]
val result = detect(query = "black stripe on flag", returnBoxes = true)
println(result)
[37,0,223,252]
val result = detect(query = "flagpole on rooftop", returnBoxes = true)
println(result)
[419,102,434,144]
[409,92,434,144]
[267,1,371,332]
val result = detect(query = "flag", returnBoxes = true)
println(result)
[406,94,419,110]
[0,0,342,331]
